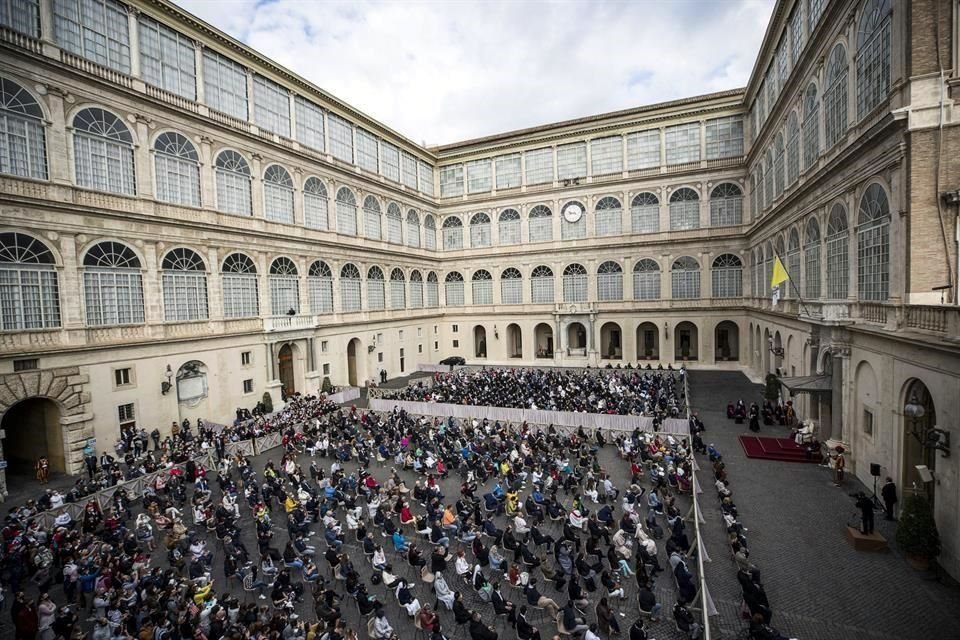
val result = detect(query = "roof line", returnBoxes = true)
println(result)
[431,88,747,151]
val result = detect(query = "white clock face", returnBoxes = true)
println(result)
[563,204,583,223]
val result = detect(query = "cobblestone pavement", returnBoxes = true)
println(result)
[689,370,960,640]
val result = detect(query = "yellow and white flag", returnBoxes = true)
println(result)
[770,256,789,289]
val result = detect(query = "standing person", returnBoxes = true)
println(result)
[881,477,898,521]
[35,456,49,485]
[833,446,846,487]
[855,493,875,535]
[12,592,38,640]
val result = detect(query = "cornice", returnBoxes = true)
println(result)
[434,90,746,157]
[140,0,436,161]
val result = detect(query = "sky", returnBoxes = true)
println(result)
[177,0,776,146]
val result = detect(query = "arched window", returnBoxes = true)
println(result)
[269,257,299,316]
[308,260,333,313]
[425,271,439,307]
[631,192,660,234]
[83,241,144,325]
[824,44,849,148]
[386,203,402,244]
[409,270,423,308]
[529,205,553,243]
[221,252,258,318]
[445,271,464,306]
[363,195,382,241]
[628,258,659,301]
[671,256,700,299]
[562,263,587,302]
[763,151,773,209]
[470,212,491,248]
[802,83,820,170]
[804,217,821,299]
[367,265,385,310]
[597,261,623,301]
[595,197,622,236]
[0,232,59,330]
[787,228,801,299]
[499,209,521,245]
[336,187,358,236]
[263,164,294,224]
[389,268,406,309]
[423,214,437,250]
[442,216,463,250]
[857,0,892,118]
[710,183,743,226]
[73,107,135,194]
[786,113,800,186]
[669,188,699,230]
[858,183,890,301]
[161,248,208,321]
[215,150,252,216]
[405,210,421,248]
[303,177,328,230]
[340,263,361,311]
[826,203,849,299]
[531,265,554,303]
[153,132,200,206]
[711,254,742,298]
[0,78,47,180]
[472,269,493,304]
[774,132,785,197]
[500,268,522,304]
[561,201,586,240]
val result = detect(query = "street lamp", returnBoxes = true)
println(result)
[905,393,950,458]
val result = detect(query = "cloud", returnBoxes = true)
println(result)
[177,0,775,146]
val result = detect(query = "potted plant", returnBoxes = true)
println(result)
[896,492,941,570]
[261,391,274,414]
[764,373,780,401]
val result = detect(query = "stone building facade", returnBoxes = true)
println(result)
[0,0,959,575]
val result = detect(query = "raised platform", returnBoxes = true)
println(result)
[845,526,889,553]
[738,435,820,463]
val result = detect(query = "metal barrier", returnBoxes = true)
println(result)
[685,373,717,638]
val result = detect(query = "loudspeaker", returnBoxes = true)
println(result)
[870,463,881,477]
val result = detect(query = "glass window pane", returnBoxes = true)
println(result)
[252,75,290,136]
[203,49,248,120]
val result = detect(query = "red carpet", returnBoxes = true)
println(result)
[739,435,820,463]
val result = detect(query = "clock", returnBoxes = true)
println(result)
[563,203,583,223]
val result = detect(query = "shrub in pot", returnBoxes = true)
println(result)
[896,492,940,569]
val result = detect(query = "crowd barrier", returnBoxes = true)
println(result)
[684,375,718,638]
[366,398,689,435]
[27,452,216,530]
[327,387,361,404]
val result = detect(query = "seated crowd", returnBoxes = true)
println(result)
[384,368,684,417]
[3,375,711,640]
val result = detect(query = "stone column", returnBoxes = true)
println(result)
[127,6,141,79]
[43,87,71,185]
[59,234,83,329]
[194,42,206,104]
[198,136,214,208]
[292,167,304,226]
[143,242,163,323]
[206,246,222,320]
[250,153,264,219]
[133,115,154,199]
[256,252,270,318]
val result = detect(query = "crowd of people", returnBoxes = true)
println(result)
[0,375,717,640]
[384,368,684,417]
